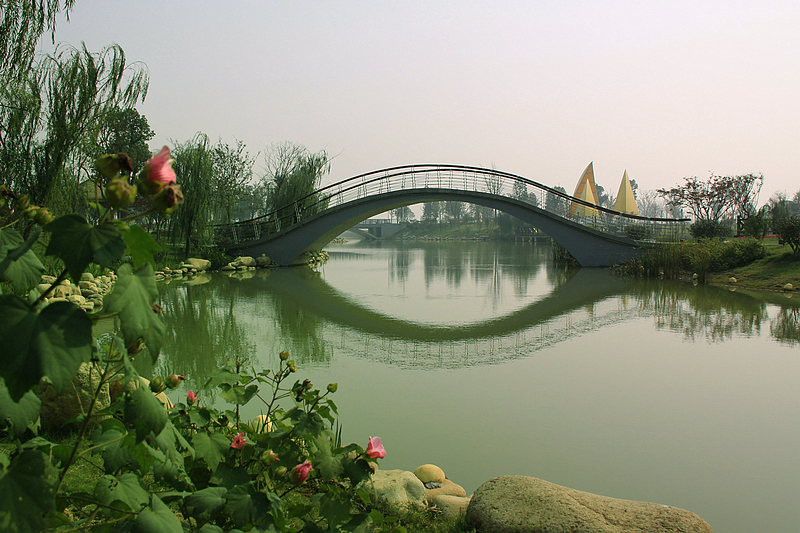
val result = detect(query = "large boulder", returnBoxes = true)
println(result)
[185,258,211,271]
[232,256,256,268]
[38,363,110,431]
[466,476,713,533]
[362,469,426,510]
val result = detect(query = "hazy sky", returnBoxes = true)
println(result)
[45,0,799,201]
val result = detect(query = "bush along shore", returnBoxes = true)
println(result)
[616,237,799,292]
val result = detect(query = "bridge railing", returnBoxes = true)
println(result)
[217,165,688,246]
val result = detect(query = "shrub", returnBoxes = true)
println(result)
[711,238,766,271]
[624,224,652,241]
[775,216,800,253]
[689,219,731,239]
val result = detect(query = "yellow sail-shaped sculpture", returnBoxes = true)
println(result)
[613,170,639,215]
[569,162,599,217]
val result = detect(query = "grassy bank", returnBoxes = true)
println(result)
[707,240,800,291]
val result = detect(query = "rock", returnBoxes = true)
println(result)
[255,255,271,267]
[221,265,236,271]
[184,272,212,286]
[41,275,57,284]
[232,256,256,267]
[728,277,737,284]
[251,414,273,433]
[784,283,794,291]
[37,363,111,431]
[108,376,174,410]
[67,294,86,306]
[466,476,713,533]
[429,494,471,521]
[363,470,426,510]
[414,464,446,483]
[80,272,94,282]
[79,280,96,290]
[425,479,467,499]
[185,258,211,271]
[36,283,51,294]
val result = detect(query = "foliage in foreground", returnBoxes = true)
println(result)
[0,151,407,532]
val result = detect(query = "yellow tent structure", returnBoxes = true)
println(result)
[569,162,599,217]
[613,170,639,215]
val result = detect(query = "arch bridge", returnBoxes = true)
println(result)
[218,165,687,267]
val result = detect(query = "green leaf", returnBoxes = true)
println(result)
[192,432,230,473]
[124,385,167,443]
[93,473,149,517]
[224,484,270,529]
[132,494,183,533]
[0,379,41,438]
[0,228,43,294]
[320,492,353,531]
[91,428,139,473]
[210,463,250,489]
[103,263,165,361]
[119,224,162,269]
[45,215,125,282]
[313,433,343,481]
[0,296,92,401]
[0,450,58,533]
[218,383,259,405]
[183,486,227,524]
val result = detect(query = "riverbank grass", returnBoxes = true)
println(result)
[708,240,800,291]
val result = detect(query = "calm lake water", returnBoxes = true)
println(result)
[154,240,800,533]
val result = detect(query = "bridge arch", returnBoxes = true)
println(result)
[220,165,686,267]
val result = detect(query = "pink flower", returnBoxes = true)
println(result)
[365,436,386,459]
[186,390,197,406]
[293,460,313,483]
[139,146,176,196]
[231,433,247,450]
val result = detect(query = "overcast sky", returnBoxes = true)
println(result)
[45,0,799,202]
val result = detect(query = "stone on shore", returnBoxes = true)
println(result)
[414,464,446,483]
[429,494,471,521]
[425,478,467,499]
[466,476,713,533]
[185,257,211,271]
[37,363,110,431]
[232,256,256,267]
[363,469,426,510]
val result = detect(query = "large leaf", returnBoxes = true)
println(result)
[0,228,43,294]
[218,383,259,405]
[131,494,183,533]
[45,215,125,283]
[93,473,149,517]
[0,296,92,401]
[0,380,41,438]
[192,432,230,473]
[124,384,168,444]
[224,484,271,529]
[0,450,58,533]
[103,263,165,361]
[119,223,162,269]
[313,433,343,481]
[183,486,227,524]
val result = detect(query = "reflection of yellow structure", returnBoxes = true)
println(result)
[613,170,639,215]
[569,162,599,217]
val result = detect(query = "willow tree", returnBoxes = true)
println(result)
[169,134,214,258]
[0,43,149,213]
[0,0,76,77]
[261,142,330,225]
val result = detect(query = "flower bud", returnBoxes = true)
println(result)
[279,351,290,361]
[34,208,54,226]
[105,177,138,209]
[151,182,183,216]
[326,383,338,393]
[166,374,185,389]
[275,466,288,477]
[149,376,166,393]
[23,206,38,220]
[95,153,133,179]
[13,194,29,211]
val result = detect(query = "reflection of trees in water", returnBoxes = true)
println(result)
[388,248,412,286]
[629,280,769,342]
[158,281,256,380]
[771,307,800,346]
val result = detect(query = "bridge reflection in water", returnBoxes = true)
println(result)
[154,264,798,378]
